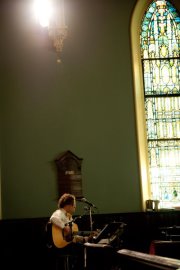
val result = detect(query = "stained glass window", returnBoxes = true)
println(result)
[140,0,180,209]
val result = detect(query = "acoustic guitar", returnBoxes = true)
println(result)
[52,222,86,248]
[52,223,98,248]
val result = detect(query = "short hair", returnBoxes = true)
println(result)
[58,193,75,208]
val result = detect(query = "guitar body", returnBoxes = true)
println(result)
[52,223,79,248]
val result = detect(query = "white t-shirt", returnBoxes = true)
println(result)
[50,208,73,229]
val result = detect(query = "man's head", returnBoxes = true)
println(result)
[58,193,76,214]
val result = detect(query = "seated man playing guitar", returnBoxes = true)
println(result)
[49,193,88,269]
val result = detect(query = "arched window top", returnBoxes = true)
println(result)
[140,0,180,59]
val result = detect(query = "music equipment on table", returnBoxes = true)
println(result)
[83,222,126,269]
[92,222,126,246]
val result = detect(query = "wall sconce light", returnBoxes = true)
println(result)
[34,0,68,63]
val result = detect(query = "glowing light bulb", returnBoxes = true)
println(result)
[34,0,52,27]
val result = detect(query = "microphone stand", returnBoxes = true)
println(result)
[83,206,93,270]
[84,205,94,232]
[78,198,97,232]
[89,206,93,232]
[82,203,96,269]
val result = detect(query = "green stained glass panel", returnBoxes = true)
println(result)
[143,59,180,95]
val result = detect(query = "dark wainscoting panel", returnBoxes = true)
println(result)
[1,211,180,269]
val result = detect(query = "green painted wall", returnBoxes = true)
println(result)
[0,0,141,219]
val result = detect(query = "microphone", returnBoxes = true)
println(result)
[78,197,97,209]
